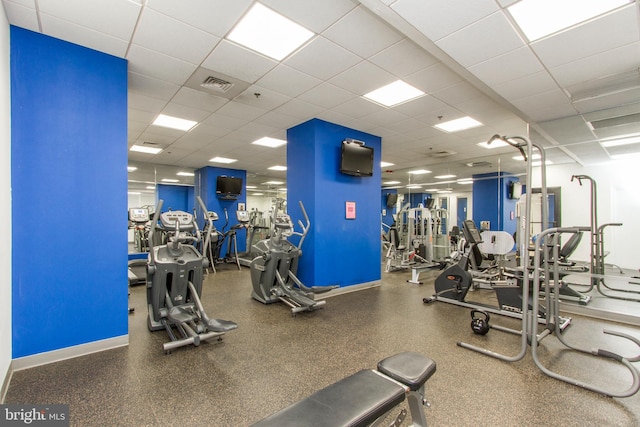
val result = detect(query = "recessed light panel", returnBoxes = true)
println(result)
[161,178,179,183]
[381,161,395,167]
[177,171,194,176]
[268,165,287,171]
[227,3,314,61]
[363,80,426,107]
[209,157,237,164]
[434,117,482,133]
[252,137,287,148]
[508,0,631,42]
[408,169,431,175]
[435,174,456,179]
[477,140,509,149]
[152,114,198,131]
[601,135,640,147]
[127,166,137,172]
[130,145,162,154]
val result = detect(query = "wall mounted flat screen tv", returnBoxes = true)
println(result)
[508,182,522,199]
[340,140,374,177]
[216,176,242,199]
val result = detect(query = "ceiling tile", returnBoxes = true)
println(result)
[145,0,252,37]
[468,46,544,87]
[233,85,292,110]
[128,108,156,124]
[564,141,610,165]
[256,64,322,98]
[531,5,639,68]
[161,102,212,122]
[38,13,129,57]
[215,100,269,121]
[284,36,361,81]
[369,39,439,77]
[131,8,220,65]
[297,82,356,109]
[3,1,38,31]
[323,6,403,58]
[202,40,278,84]
[535,116,595,145]
[492,71,557,101]
[127,44,198,85]
[38,0,141,40]
[405,63,463,94]
[128,72,181,101]
[332,96,385,119]
[328,60,395,95]
[393,95,451,118]
[170,87,228,113]
[128,93,166,114]
[200,112,249,132]
[549,42,640,88]
[435,11,524,68]
[431,81,485,106]
[573,88,640,115]
[253,111,304,130]
[273,98,326,120]
[262,0,356,33]
[391,0,498,41]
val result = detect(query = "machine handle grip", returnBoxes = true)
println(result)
[148,199,164,267]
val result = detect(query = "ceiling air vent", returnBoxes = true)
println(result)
[201,76,234,93]
[466,161,491,168]
[430,149,456,158]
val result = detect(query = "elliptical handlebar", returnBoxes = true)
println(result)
[196,196,212,260]
[295,201,311,249]
[148,199,164,268]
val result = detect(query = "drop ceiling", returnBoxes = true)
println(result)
[3,0,639,194]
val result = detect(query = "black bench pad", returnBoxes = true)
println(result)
[377,352,437,391]
[251,369,406,427]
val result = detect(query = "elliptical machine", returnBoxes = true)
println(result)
[250,201,337,315]
[147,196,237,353]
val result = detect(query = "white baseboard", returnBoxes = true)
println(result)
[12,335,129,372]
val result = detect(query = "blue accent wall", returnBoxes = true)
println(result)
[287,119,381,288]
[194,166,247,253]
[471,172,518,235]
[11,27,128,358]
[157,184,194,213]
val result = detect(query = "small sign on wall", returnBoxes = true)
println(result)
[346,201,356,219]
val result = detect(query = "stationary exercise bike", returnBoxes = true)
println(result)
[147,196,237,353]
[250,201,337,315]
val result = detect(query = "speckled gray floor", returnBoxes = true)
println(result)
[5,264,640,426]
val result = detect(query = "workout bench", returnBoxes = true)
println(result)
[251,352,436,427]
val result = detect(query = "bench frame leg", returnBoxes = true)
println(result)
[406,386,429,427]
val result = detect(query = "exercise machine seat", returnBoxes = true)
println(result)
[252,370,406,427]
[377,351,436,391]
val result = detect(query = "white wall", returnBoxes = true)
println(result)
[0,8,12,397]
[532,160,640,269]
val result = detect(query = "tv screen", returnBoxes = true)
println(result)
[386,193,398,209]
[509,182,522,199]
[216,176,242,198]
[425,197,435,209]
[340,140,374,177]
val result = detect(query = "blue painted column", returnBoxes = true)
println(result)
[472,172,518,235]
[11,27,128,358]
[287,119,382,288]
[194,166,247,252]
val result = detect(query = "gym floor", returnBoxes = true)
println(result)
[5,265,640,426]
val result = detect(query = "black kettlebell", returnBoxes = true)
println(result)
[470,310,490,335]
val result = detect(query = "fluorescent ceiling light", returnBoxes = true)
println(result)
[363,80,425,107]
[458,180,473,185]
[227,3,314,61]
[152,114,197,131]
[252,137,287,148]
[408,169,431,175]
[127,166,137,172]
[406,185,422,189]
[477,140,509,149]
[146,186,155,190]
[384,181,401,185]
[434,116,482,133]
[611,152,640,160]
[177,171,194,177]
[246,185,257,189]
[268,165,287,171]
[435,174,456,179]
[128,191,141,195]
[601,135,640,147]
[508,0,630,42]
[250,192,265,196]
[424,188,439,192]
[263,181,284,185]
[513,153,541,161]
[161,178,179,183]
[381,161,395,167]
[130,145,162,155]
[209,156,237,164]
